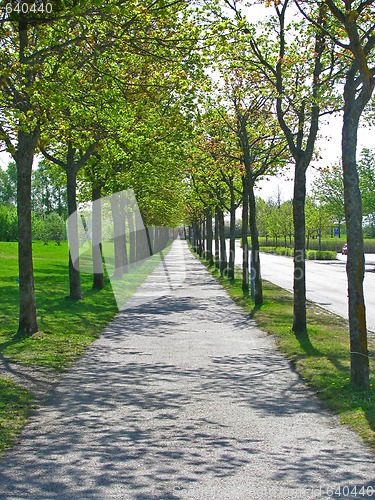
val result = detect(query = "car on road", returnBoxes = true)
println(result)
[342,243,348,255]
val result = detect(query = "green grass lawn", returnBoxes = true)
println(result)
[0,240,171,453]
[200,258,375,453]
[0,241,119,369]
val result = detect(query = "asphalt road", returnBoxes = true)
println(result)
[232,241,375,333]
[0,240,374,499]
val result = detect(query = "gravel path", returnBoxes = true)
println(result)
[0,240,374,499]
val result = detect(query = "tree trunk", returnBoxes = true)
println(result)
[228,187,236,280]
[66,164,83,300]
[201,219,206,258]
[162,227,169,248]
[206,208,213,266]
[92,184,104,289]
[135,210,147,262]
[249,180,263,305]
[217,207,227,277]
[342,76,370,389]
[127,209,136,266]
[292,162,306,334]
[241,175,250,294]
[145,226,153,256]
[119,195,128,271]
[198,221,203,257]
[191,222,197,252]
[195,221,202,256]
[214,209,220,270]
[110,195,126,279]
[16,128,39,334]
[155,226,160,252]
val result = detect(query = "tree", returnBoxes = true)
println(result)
[0,205,18,241]
[305,197,331,250]
[312,165,346,237]
[0,1,103,333]
[267,201,283,246]
[313,149,375,237]
[358,148,375,220]
[297,0,375,388]
[196,61,287,296]
[241,0,334,333]
[32,161,67,217]
[36,213,66,246]
[297,0,375,389]
[0,0,200,333]
[42,142,97,299]
[0,6,70,333]
[279,200,294,247]
[326,0,374,389]
[256,197,273,243]
[0,162,17,206]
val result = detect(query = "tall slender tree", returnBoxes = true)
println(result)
[297,0,375,387]
[224,0,334,332]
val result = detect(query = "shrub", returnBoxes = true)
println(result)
[259,246,337,260]
[306,250,337,260]
[0,205,18,241]
[33,212,66,245]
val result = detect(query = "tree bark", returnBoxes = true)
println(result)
[119,195,128,271]
[206,208,213,266]
[66,163,83,300]
[154,226,160,253]
[127,209,136,266]
[191,222,197,252]
[110,195,126,279]
[196,221,202,257]
[135,210,147,262]
[16,128,39,334]
[217,207,227,277]
[292,161,306,334]
[145,226,153,256]
[92,184,104,289]
[342,73,370,389]
[249,179,262,305]
[228,185,236,280]
[241,175,250,294]
[214,209,220,270]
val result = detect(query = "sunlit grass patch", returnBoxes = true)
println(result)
[0,378,34,453]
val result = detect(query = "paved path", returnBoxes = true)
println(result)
[0,241,374,499]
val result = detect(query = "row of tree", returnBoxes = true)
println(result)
[256,147,375,246]
[184,0,375,389]
[3,144,373,247]
[0,1,202,334]
[1,0,374,389]
[0,160,67,217]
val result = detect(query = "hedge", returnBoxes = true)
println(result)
[259,246,337,260]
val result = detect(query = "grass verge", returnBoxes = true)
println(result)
[201,258,375,453]
[0,379,34,452]
[0,240,171,454]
